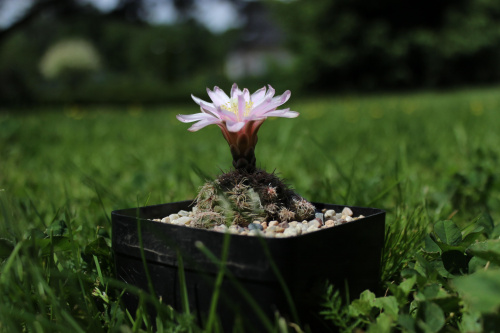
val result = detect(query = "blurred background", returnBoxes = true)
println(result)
[1,0,500,106]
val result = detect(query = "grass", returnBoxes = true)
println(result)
[1,85,499,332]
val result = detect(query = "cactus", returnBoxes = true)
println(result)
[192,168,316,228]
[291,198,316,221]
[278,207,296,222]
[178,84,312,228]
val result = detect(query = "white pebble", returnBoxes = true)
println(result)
[283,227,298,237]
[248,229,262,236]
[325,209,336,218]
[269,221,279,227]
[342,207,353,217]
[178,210,190,217]
[265,230,276,237]
[169,214,179,221]
[345,216,353,222]
[267,226,277,233]
[308,220,321,228]
[275,227,285,233]
[228,225,239,234]
[213,225,228,232]
[307,225,319,232]
[161,217,170,223]
[178,216,192,225]
[325,220,335,227]
[288,221,299,228]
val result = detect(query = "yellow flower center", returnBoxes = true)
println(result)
[220,99,253,121]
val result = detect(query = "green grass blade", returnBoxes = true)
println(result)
[205,232,231,332]
[176,250,193,333]
[0,241,23,283]
[195,239,275,332]
[257,236,301,326]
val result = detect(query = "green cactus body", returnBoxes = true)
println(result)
[192,169,316,228]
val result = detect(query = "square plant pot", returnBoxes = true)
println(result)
[112,200,385,331]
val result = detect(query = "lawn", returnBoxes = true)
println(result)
[1,86,499,332]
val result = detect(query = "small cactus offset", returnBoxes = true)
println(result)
[290,198,316,221]
[192,169,315,227]
[278,207,296,223]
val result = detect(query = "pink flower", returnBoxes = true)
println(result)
[177,84,298,172]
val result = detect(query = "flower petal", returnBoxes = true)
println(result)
[242,88,250,102]
[176,113,213,123]
[275,90,291,105]
[265,85,275,99]
[237,93,246,121]
[191,94,207,106]
[249,95,275,117]
[187,118,222,132]
[214,86,230,103]
[216,106,238,122]
[251,89,292,117]
[198,101,220,118]
[207,87,228,107]
[251,86,267,104]
[262,108,299,118]
[226,120,245,132]
[231,83,242,98]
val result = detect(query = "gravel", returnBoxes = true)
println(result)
[151,207,366,238]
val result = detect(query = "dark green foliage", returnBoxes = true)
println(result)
[0,88,499,331]
[322,216,499,332]
[269,0,500,91]
[0,238,14,259]
[192,169,316,227]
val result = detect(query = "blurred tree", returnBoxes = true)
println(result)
[0,0,239,104]
[268,0,500,91]
[172,0,195,18]
[0,0,66,43]
[0,0,148,45]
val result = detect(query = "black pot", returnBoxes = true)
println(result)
[112,200,385,331]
